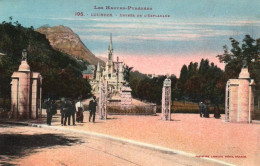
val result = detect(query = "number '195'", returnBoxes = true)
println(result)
[75,12,84,16]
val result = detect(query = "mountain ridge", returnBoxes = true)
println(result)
[36,25,105,66]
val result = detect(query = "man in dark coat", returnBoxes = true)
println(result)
[198,102,204,117]
[214,104,221,119]
[89,96,97,123]
[45,98,52,125]
[70,100,76,125]
[204,102,209,118]
[60,97,66,126]
[60,98,71,126]
[64,99,74,126]
[45,98,57,125]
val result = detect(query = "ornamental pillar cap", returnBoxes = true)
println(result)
[238,67,250,79]
[18,60,30,72]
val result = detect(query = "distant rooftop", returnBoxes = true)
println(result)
[82,65,95,74]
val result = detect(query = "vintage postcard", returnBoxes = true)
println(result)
[0,0,259,165]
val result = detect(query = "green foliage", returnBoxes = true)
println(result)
[123,65,133,82]
[0,19,91,103]
[179,65,188,83]
[129,71,148,97]
[129,71,177,104]
[217,35,259,65]
[177,59,224,103]
[217,35,260,99]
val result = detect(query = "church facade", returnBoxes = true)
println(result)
[90,34,126,93]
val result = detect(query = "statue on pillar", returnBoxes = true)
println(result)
[161,77,171,121]
[242,58,248,68]
[22,49,27,61]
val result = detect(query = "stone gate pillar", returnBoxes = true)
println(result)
[98,80,107,120]
[10,50,42,119]
[225,66,255,123]
[161,77,171,120]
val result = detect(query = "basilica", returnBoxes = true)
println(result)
[90,34,126,93]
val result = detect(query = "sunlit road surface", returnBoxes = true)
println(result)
[0,123,226,166]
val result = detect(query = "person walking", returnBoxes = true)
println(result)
[89,96,97,123]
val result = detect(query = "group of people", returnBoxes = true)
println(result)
[60,97,77,126]
[198,101,221,119]
[45,96,98,126]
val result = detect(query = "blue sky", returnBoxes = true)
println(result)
[0,0,260,76]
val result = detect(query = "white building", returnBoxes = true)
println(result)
[90,34,126,93]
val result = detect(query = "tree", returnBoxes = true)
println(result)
[217,35,259,71]
[175,58,224,102]
[198,59,209,75]
[179,65,188,83]
[129,71,148,98]
[187,62,198,78]
[217,35,260,102]
[123,65,133,83]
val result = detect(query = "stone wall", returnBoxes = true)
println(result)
[107,105,156,115]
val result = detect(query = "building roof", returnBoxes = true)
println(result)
[82,65,95,74]
[0,52,6,56]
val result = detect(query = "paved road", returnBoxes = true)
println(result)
[0,123,227,166]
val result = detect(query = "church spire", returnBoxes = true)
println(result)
[95,61,101,80]
[109,33,113,51]
[108,33,113,61]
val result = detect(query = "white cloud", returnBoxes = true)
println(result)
[51,16,256,43]
[79,28,238,42]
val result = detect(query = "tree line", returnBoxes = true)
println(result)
[129,35,259,105]
[129,59,223,105]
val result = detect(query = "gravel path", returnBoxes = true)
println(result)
[53,112,260,166]
[0,123,226,166]
[1,112,259,165]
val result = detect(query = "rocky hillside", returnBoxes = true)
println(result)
[36,25,105,66]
